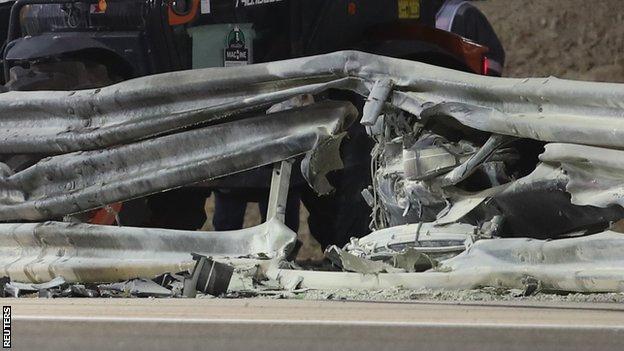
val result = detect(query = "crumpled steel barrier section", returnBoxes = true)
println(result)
[4,51,623,155]
[0,219,295,283]
[0,101,356,221]
[2,51,624,289]
[0,71,363,154]
[1,50,622,220]
[270,231,624,292]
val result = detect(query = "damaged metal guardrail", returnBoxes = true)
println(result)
[1,51,624,294]
[0,51,622,219]
[270,230,624,292]
[0,73,362,154]
[0,219,295,283]
[0,101,355,220]
[3,50,623,153]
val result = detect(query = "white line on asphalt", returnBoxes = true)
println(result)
[12,315,624,330]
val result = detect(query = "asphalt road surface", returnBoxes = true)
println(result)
[6,298,624,351]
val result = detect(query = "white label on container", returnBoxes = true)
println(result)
[201,0,211,14]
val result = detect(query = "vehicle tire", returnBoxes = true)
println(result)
[5,60,117,91]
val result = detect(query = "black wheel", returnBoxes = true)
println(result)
[5,60,118,91]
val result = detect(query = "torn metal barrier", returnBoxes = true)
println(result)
[345,222,474,257]
[2,51,624,294]
[324,51,624,239]
[0,101,356,221]
[1,51,623,224]
[270,231,624,293]
[0,218,295,283]
[2,50,623,154]
[0,76,363,154]
[538,143,624,208]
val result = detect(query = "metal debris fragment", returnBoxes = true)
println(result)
[99,279,173,298]
[69,285,99,298]
[391,249,438,273]
[325,245,401,274]
[31,276,67,290]
[183,254,234,298]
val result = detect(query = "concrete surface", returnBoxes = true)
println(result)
[6,298,624,350]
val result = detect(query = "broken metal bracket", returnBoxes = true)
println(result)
[266,159,293,223]
[438,134,514,187]
[183,254,234,297]
[361,78,393,126]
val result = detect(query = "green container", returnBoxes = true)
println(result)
[188,23,256,69]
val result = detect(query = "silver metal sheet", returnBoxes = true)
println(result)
[0,101,356,220]
[271,231,624,293]
[3,51,623,154]
[0,218,295,283]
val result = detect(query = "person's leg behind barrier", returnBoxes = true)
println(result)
[213,189,248,231]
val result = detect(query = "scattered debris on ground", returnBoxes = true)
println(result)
[298,288,624,304]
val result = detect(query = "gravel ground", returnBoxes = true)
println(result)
[476,0,624,82]
[296,288,624,303]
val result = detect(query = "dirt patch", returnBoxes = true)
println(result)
[475,0,624,82]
